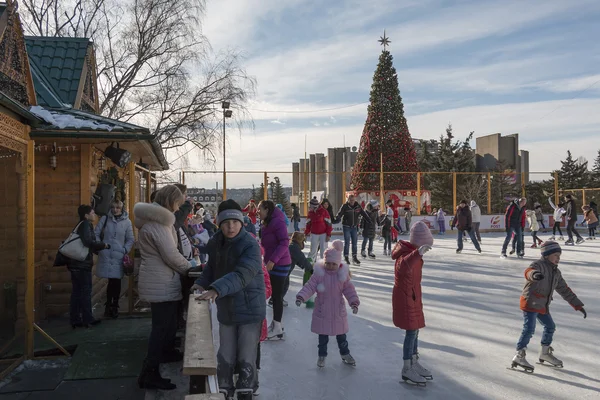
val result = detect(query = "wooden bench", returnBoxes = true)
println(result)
[184,294,219,395]
[185,394,225,400]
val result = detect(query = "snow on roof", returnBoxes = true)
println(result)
[30,105,116,131]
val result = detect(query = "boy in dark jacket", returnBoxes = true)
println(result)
[360,201,379,259]
[511,241,586,372]
[564,194,584,245]
[194,200,265,400]
[451,200,481,254]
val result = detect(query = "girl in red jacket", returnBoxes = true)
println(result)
[242,200,258,225]
[392,221,434,386]
[305,198,333,261]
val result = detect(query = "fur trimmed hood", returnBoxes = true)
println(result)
[313,259,350,292]
[133,202,175,229]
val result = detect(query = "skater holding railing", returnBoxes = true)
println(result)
[511,241,587,373]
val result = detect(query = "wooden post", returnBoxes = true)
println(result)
[452,173,457,212]
[341,171,346,209]
[416,172,421,215]
[554,172,559,207]
[146,170,152,202]
[487,172,492,214]
[521,172,526,197]
[263,172,268,201]
[25,140,35,358]
[379,153,385,210]
[582,189,586,206]
[79,144,91,205]
[182,171,185,185]
[303,169,308,216]
[128,162,136,314]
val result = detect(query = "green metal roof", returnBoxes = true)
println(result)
[24,36,90,106]
[0,4,7,19]
[28,57,68,108]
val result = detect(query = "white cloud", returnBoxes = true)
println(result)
[270,119,286,125]
[528,74,600,94]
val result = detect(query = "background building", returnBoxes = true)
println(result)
[475,133,529,182]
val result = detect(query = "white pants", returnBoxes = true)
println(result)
[309,233,327,261]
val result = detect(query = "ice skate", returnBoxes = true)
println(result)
[549,236,555,240]
[383,249,388,256]
[500,253,507,259]
[509,249,516,255]
[518,253,525,259]
[576,237,585,245]
[266,321,284,340]
[558,236,564,241]
[530,244,537,248]
[456,249,461,254]
[219,389,234,400]
[538,345,563,367]
[565,239,574,246]
[282,299,288,307]
[317,356,326,368]
[235,388,254,400]
[401,360,427,386]
[368,252,376,259]
[361,250,367,258]
[412,354,433,380]
[510,349,534,373]
[344,256,351,265]
[352,255,361,265]
[341,353,356,366]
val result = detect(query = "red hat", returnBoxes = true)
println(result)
[250,199,255,203]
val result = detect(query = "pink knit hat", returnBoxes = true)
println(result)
[410,221,434,247]
[324,240,344,264]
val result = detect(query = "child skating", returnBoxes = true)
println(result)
[582,204,598,239]
[510,241,587,373]
[392,221,434,386]
[548,197,566,240]
[525,209,543,248]
[296,240,360,368]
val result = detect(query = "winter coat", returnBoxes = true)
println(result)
[261,207,292,267]
[470,202,481,223]
[289,241,313,271]
[260,263,272,341]
[505,200,526,230]
[66,219,107,271]
[304,206,332,236]
[583,209,599,226]
[94,211,135,279]
[549,198,566,223]
[436,208,446,221]
[296,261,359,336]
[361,209,379,239]
[134,202,193,303]
[378,211,392,233]
[242,204,258,225]
[196,229,265,325]
[335,202,370,228]
[202,216,217,237]
[391,241,425,331]
[292,206,301,223]
[520,257,584,314]
[534,207,544,222]
[565,199,578,220]
[526,210,539,232]
[451,206,472,231]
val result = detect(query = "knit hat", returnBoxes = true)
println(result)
[324,240,344,265]
[540,241,561,257]
[217,199,244,226]
[310,198,319,207]
[369,199,379,208]
[410,221,434,247]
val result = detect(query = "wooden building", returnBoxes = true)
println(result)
[0,0,167,370]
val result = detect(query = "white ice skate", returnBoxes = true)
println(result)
[510,348,534,373]
[538,345,563,367]
[558,236,564,240]
[412,354,433,380]
[317,356,326,368]
[549,236,555,240]
[401,360,426,386]
[341,353,356,366]
[266,321,284,340]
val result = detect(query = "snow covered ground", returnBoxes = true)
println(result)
[154,233,600,400]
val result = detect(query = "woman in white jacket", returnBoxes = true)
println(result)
[470,200,482,242]
[135,185,197,391]
[548,197,566,240]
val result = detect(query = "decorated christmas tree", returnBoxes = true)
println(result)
[351,32,418,191]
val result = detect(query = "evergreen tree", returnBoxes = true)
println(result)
[490,160,520,214]
[272,177,291,215]
[590,149,600,186]
[557,150,588,189]
[351,47,418,191]
[253,183,265,203]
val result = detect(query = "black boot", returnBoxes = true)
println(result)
[344,256,351,265]
[352,255,361,265]
[138,361,175,390]
[110,298,119,319]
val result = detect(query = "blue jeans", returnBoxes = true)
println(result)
[457,229,481,252]
[343,226,358,257]
[361,236,373,254]
[69,269,94,325]
[294,221,299,232]
[502,226,523,255]
[516,311,556,350]
[403,329,419,360]
[318,334,349,357]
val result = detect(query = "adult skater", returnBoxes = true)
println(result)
[451,200,481,254]
[511,241,586,372]
[564,194,584,245]
[501,198,527,258]
[548,197,566,240]
[470,200,482,242]
[335,194,371,265]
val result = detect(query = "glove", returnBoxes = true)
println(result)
[418,245,432,256]
[295,298,303,307]
[579,308,587,319]
[531,271,544,281]
[351,306,358,314]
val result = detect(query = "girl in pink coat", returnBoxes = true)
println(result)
[296,240,360,368]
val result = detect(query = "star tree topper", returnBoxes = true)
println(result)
[378,30,391,50]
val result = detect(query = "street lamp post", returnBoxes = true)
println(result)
[222,101,233,200]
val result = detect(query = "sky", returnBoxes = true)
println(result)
[173,0,600,189]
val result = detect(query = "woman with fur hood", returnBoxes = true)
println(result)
[296,240,360,368]
[526,209,543,248]
[392,221,434,386]
[135,185,197,391]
